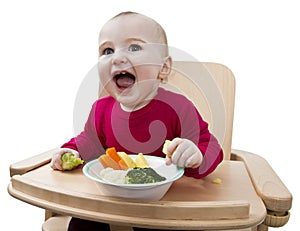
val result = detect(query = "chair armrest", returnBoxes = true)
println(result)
[10,148,57,176]
[231,149,292,213]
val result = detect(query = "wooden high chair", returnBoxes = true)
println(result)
[8,61,292,231]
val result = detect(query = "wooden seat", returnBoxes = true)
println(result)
[9,61,292,230]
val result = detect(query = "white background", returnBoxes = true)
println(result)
[1,0,299,230]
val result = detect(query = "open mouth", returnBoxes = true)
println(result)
[113,71,136,89]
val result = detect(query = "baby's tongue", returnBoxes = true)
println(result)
[116,75,135,88]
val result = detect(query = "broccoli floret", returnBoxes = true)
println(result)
[125,167,166,184]
[140,168,166,182]
[61,153,84,170]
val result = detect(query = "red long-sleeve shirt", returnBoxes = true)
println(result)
[62,88,223,178]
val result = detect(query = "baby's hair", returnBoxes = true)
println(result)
[111,11,169,55]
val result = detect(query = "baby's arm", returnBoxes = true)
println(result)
[165,138,203,168]
[163,98,223,178]
[50,148,80,171]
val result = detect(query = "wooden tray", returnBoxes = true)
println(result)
[8,160,266,230]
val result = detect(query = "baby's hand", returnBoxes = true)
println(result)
[50,148,80,171]
[164,138,203,168]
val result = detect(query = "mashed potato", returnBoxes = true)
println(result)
[99,167,128,184]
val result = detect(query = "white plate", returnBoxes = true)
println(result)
[83,155,184,200]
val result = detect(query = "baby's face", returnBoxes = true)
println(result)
[98,14,169,110]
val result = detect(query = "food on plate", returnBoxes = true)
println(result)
[100,167,128,184]
[99,167,166,184]
[98,148,150,170]
[106,147,121,163]
[61,153,84,170]
[117,151,137,169]
[98,148,166,184]
[98,154,121,170]
[125,167,166,184]
[134,153,150,168]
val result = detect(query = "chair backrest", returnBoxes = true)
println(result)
[164,61,235,160]
[99,61,236,160]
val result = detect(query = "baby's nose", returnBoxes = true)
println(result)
[111,51,128,65]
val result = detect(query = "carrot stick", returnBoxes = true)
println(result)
[106,147,121,162]
[98,155,121,170]
[118,159,129,170]
[98,155,108,168]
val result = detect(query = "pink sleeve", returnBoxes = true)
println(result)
[183,108,224,179]
[61,101,105,160]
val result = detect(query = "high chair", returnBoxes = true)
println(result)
[8,61,292,231]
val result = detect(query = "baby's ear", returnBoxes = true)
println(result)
[159,56,172,82]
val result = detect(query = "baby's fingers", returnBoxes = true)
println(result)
[165,155,172,165]
[50,153,63,171]
[185,153,203,168]
[163,139,180,165]
[167,138,182,155]
[50,148,79,171]
[172,144,193,167]
[60,148,79,157]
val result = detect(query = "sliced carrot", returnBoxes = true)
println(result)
[99,155,121,170]
[118,159,129,170]
[106,155,122,170]
[106,147,121,163]
[98,155,108,168]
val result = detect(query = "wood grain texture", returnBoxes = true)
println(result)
[231,149,292,212]
[8,160,266,230]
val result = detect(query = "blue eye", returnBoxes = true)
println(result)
[128,44,142,52]
[102,48,114,55]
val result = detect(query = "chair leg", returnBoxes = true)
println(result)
[42,215,71,231]
[45,210,58,221]
[257,223,268,231]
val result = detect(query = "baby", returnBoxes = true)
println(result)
[51,11,223,231]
